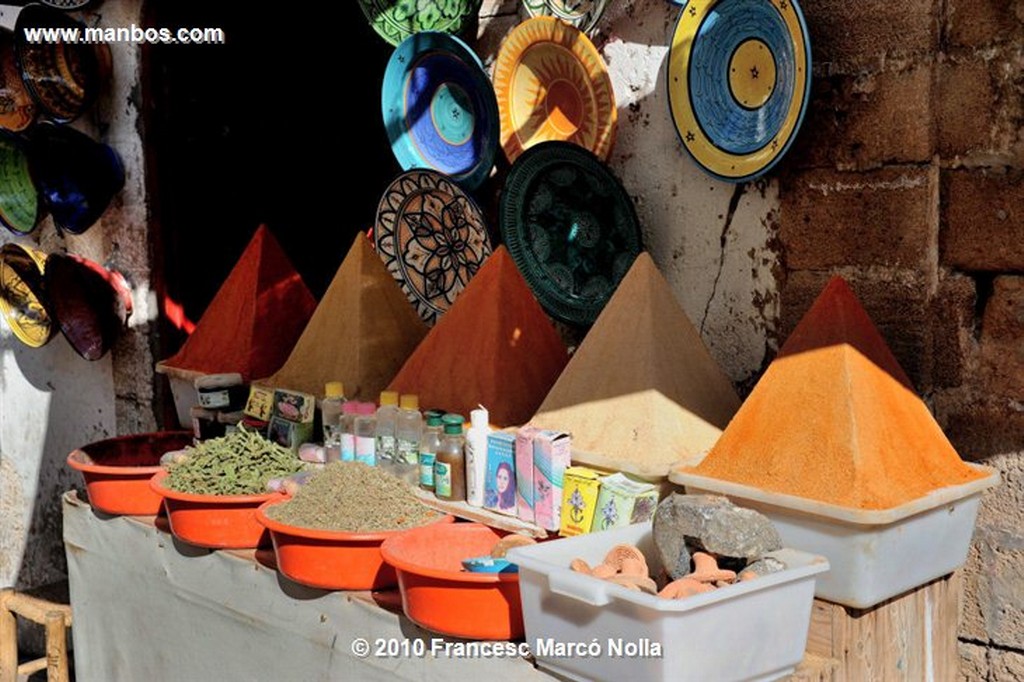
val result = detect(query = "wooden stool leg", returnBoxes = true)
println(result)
[44,611,68,682]
[0,590,17,682]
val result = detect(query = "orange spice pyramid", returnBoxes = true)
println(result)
[684,276,986,509]
[259,234,428,400]
[531,252,741,478]
[387,247,569,426]
[156,225,316,382]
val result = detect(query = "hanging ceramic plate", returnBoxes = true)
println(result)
[0,131,41,236]
[0,30,36,132]
[15,4,100,123]
[382,33,498,191]
[493,17,616,163]
[0,242,53,348]
[668,0,811,182]
[357,0,481,47]
[520,0,610,33]
[499,141,641,326]
[375,170,491,325]
[45,253,132,361]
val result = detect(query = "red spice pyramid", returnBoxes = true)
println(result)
[683,276,986,509]
[156,225,316,381]
[260,234,428,400]
[388,247,568,426]
[531,252,741,478]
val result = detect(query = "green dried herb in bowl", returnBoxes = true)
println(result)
[164,426,304,496]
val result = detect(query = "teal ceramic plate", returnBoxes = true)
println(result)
[499,141,641,326]
[382,33,498,191]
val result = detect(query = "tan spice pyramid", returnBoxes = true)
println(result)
[156,225,317,381]
[259,234,428,400]
[682,276,986,509]
[530,252,741,478]
[387,246,569,426]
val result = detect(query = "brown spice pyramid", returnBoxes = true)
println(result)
[157,225,316,381]
[684,276,986,509]
[387,247,568,426]
[259,234,428,399]
[531,252,741,478]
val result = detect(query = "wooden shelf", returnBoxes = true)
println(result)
[412,488,551,539]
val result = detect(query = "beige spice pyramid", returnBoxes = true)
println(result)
[679,276,987,509]
[259,234,428,400]
[388,247,569,426]
[531,252,741,478]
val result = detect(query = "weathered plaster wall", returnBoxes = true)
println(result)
[0,0,154,592]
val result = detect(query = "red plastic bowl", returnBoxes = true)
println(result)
[380,523,524,640]
[256,499,453,591]
[149,470,284,549]
[67,431,193,515]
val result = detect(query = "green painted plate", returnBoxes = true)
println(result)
[357,0,482,46]
[499,141,641,326]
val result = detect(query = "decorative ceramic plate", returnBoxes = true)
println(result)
[0,30,35,132]
[0,243,52,348]
[375,170,491,325]
[499,141,641,326]
[668,0,811,182]
[357,0,481,46]
[0,131,41,235]
[521,0,610,33]
[493,17,616,163]
[15,4,99,123]
[45,253,132,361]
[382,33,498,191]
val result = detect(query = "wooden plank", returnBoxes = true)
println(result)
[0,590,17,682]
[787,653,839,682]
[0,592,71,627]
[16,657,47,675]
[45,610,70,682]
[803,574,960,682]
[413,488,551,538]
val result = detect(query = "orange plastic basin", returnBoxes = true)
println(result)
[380,523,524,640]
[149,470,284,549]
[67,431,193,515]
[256,500,455,591]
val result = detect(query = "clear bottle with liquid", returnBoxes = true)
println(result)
[418,411,443,491]
[354,402,377,466]
[375,390,400,467]
[321,381,346,463]
[435,414,466,502]
[339,401,360,461]
[394,394,423,484]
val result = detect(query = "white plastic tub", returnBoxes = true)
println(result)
[154,363,204,429]
[507,522,828,682]
[670,463,999,608]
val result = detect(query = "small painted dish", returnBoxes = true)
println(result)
[382,32,498,191]
[462,556,519,573]
[0,242,53,348]
[493,17,616,163]
[0,29,36,132]
[44,252,132,361]
[499,141,641,326]
[375,169,491,325]
[520,0,610,33]
[357,0,482,47]
[0,131,41,235]
[667,0,811,182]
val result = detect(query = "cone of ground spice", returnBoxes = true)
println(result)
[387,246,569,426]
[157,225,316,382]
[681,276,987,509]
[259,234,428,399]
[531,252,741,478]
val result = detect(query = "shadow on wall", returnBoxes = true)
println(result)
[0,332,115,591]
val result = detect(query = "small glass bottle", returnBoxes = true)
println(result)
[434,413,466,502]
[418,411,444,491]
[339,401,360,461]
[321,381,346,463]
[354,402,377,466]
[375,390,400,467]
[394,394,423,485]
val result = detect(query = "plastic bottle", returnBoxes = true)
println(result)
[321,381,346,463]
[375,390,400,467]
[339,401,360,461]
[464,405,491,507]
[418,411,443,491]
[394,394,423,485]
[354,402,377,466]
[435,414,466,502]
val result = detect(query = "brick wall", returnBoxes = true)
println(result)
[777,0,1024,675]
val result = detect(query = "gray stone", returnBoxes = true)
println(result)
[699,507,783,561]
[652,493,732,579]
[742,556,787,578]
